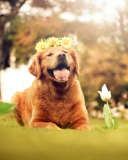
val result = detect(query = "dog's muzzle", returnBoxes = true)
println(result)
[47,52,70,82]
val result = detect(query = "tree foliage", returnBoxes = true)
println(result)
[7,15,68,65]
[79,42,128,103]
[2,0,128,103]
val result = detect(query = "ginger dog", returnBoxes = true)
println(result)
[11,46,91,130]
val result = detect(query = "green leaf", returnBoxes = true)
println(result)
[0,102,13,116]
[110,113,119,129]
[103,104,111,128]
[102,125,109,129]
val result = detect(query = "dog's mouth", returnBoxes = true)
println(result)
[47,63,70,82]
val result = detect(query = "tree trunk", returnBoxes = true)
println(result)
[0,0,27,102]
[0,24,4,101]
[118,10,128,54]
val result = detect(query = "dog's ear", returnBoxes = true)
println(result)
[28,54,41,80]
[71,50,80,75]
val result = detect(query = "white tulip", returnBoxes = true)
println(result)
[98,84,111,101]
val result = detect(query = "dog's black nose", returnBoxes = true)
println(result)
[58,53,66,59]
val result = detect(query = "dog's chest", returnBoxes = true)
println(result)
[37,87,77,128]
[46,100,73,128]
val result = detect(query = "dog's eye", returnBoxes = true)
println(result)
[47,53,53,56]
[63,50,68,54]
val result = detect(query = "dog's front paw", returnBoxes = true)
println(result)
[29,120,61,129]
[47,123,61,130]
[75,124,92,131]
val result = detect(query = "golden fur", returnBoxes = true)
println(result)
[11,46,91,130]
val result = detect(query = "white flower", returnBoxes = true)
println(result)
[98,84,111,101]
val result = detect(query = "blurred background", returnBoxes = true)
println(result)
[0,0,128,118]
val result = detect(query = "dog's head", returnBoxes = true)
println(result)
[29,46,80,83]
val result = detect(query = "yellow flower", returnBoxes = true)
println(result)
[35,40,48,52]
[61,37,73,49]
[48,37,59,47]
[35,37,74,52]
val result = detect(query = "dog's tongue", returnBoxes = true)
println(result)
[53,68,70,81]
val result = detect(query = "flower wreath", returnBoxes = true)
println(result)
[35,36,75,53]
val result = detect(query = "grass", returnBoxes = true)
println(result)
[0,112,128,160]
[0,102,13,116]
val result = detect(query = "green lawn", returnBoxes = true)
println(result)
[0,102,13,116]
[0,112,128,160]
